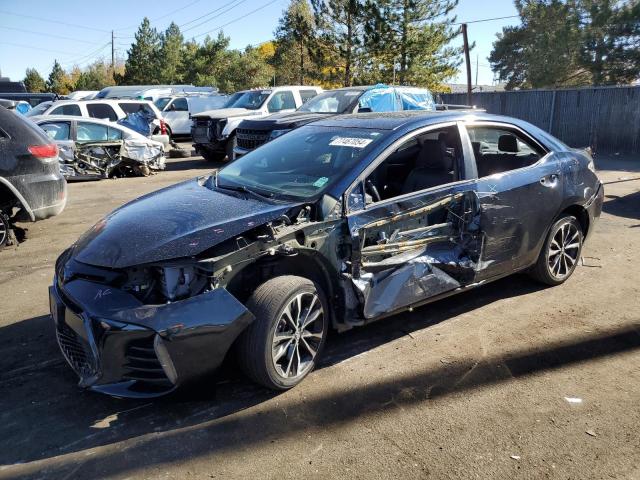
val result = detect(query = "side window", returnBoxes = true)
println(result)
[119,102,156,117]
[268,91,296,113]
[466,126,544,177]
[50,104,81,116]
[40,122,71,140]
[171,98,188,111]
[300,90,318,104]
[358,88,398,113]
[77,122,108,142]
[363,126,460,204]
[87,104,118,121]
[107,127,123,140]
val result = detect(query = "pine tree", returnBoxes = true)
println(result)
[274,0,318,85]
[46,60,71,94]
[365,0,462,88]
[159,22,184,84]
[23,68,46,92]
[312,0,366,86]
[121,18,161,85]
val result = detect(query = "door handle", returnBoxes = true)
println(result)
[540,173,559,186]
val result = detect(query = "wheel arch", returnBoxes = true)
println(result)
[224,249,345,331]
[558,203,590,238]
[0,177,34,221]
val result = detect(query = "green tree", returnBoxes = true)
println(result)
[23,68,46,92]
[312,0,366,86]
[223,46,275,91]
[365,0,462,89]
[490,0,587,89]
[75,60,117,90]
[578,0,640,85]
[159,22,184,83]
[121,18,161,85]
[179,33,232,88]
[46,60,72,94]
[273,0,318,85]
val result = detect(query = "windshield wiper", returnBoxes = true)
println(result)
[216,181,276,203]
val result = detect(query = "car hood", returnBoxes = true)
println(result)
[71,177,299,269]
[192,108,263,120]
[239,112,332,130]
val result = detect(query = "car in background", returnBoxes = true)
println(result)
[0,99,32,114]
[49,110,602,398]
[155,94,229,136]
[66,90,98,100]
[235,84,435,157]
[0,92,60,107]
[94,85,210,101]
[32,115,166,179]
[24,99,170,150]
[0,106,66,249]
[191,85,322,162]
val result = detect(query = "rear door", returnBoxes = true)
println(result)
[462,121,563,279]
[344,123,484,320]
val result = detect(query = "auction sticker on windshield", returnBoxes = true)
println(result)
[329,137,373,148]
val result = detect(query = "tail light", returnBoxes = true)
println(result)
[160,119,167,135]
[28,144,58,160]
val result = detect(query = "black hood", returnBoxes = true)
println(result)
[71,177,299,269]
[239,111,332,131]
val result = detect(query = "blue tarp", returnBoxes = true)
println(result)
[357,84,435,112]
[117,111,155,136]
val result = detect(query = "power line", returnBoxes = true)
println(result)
[114,0,205,31]
[0,41,78,56]
[453,15,520,25]
[194,0,281,39]
[0,25,104,45]
[183,0,247,33]
[61,42,112,67]
[0,9,110,33]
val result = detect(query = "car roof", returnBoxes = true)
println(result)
[32,114,118,125]
[310,110,529,130]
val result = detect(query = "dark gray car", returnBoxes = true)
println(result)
[0,106,67,247]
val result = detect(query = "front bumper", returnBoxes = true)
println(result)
[49,276,254,398]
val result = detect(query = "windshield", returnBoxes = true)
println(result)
[216,125,385,200]
[25,102,52,117]
[298,89,363,113]
[222,92,243,107]
[228,91,270,110]
[155,97,172,110]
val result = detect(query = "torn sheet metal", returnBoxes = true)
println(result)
[59,139,165,179]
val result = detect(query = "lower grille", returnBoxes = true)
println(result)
[56,321,96,378]
[236,128,270,150]
[123,336,172,388]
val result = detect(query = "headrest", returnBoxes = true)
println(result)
[498,134,518,153]
[471,141,481,157]
[416,139,451,170]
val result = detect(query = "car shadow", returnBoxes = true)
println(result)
[602,190,640,221]
[164,156,223,172]
[1,275,638,474]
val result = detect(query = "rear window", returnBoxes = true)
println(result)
[87,103,118,121]
[50,104,81,116]
[119,102,157,117]
[300,89,318,103]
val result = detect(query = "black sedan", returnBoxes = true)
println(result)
[50,111,603,397]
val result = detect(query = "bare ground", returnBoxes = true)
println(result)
[0,148,638,480]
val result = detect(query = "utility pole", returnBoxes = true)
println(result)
[475,54,479,87]
[462,23,472,106]
[111,30,115,80]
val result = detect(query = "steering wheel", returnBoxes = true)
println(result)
[365,179,381,202]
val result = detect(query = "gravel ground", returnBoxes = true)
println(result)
[0,145,638,480]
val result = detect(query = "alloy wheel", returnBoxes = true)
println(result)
[0,213,9,247]
[271,292,324,380]
[547,222,581,280]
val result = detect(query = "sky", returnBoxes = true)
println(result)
[0,0,519,87]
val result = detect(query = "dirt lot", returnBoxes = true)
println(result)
[0,147,638,480]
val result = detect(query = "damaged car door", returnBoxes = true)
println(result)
[345,123,484,319]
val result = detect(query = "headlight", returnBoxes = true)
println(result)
[269,129,292,140]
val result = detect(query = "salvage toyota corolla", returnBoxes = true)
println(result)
[50,111,603,398]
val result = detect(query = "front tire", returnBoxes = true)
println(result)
[237,276,328,390]
[529,215,583,285]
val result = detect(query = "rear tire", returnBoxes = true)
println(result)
[201,150,224,162]
[529,215,583,285]
[0,211,10,249]
[237,275,329,390]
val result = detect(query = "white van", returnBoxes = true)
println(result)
[155,95,229,136]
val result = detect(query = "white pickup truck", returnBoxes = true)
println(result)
[191,86,322,162]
